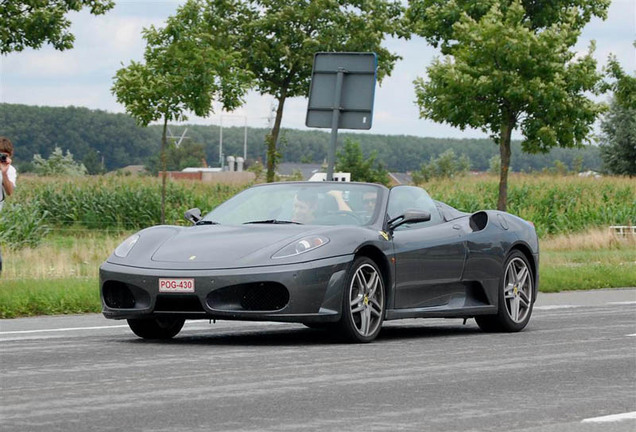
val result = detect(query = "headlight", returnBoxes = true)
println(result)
[272,235,330,259]
[114,234,140,258]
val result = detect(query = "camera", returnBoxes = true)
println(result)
[0,153,7,163]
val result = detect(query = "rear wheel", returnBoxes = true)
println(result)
[476,250,534,332]
[127,317,185,339]
[336,257,385,343]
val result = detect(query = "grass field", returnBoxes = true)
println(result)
[539,230,636,292]
[1,228,633,318]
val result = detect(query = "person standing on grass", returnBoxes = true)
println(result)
[0,136,17,274]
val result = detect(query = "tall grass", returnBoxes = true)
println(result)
[7,176,244,230]
[425,174,635,237]
[0,201,50,248]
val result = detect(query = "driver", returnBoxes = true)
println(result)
[291,190,319,224]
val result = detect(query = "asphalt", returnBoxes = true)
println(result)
[1,288,635,432]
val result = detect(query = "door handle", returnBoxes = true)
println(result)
[452,224,461,230]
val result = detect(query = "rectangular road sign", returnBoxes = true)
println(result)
[306,52,377,130]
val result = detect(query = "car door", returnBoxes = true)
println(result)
[388,186,467,309]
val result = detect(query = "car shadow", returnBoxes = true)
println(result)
[120,321,484,347]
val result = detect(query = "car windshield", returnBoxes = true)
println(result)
[203,183,383,226]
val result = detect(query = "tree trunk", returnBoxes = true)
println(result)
[161,116,168,224]
[266,90,287,183]
[497,119,514,212]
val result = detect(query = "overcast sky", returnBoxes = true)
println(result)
[1,0,634,139]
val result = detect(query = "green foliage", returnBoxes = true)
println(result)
[599,53,636,110]
[0,202,50,249]
[412,149,470,184]
[413,1,605,151]
[407,0,610,54]
[229,0,407,181]
[424,175,635,237]
[0,103,158,172]
[112,2,249,127]
[0,0,114,53]
[541,250,636,292]
[112,0,252,222]
[146,140,208,175]
[82,149,106,175]
[335,139,390,186]
[12,177,244,230]
[246,160,265,183]
[599,97,636,176]
[542,160,569,176]
[409,0,608,209]
[0,278,100,318]
[32,147,87,177]
[489,155,501,176]
[1,104,604,174]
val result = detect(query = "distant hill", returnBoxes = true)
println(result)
[0,103,601,173]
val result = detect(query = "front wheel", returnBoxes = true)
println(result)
[336,257,385,343]
[127,317,185,339]
[476,250,534,332]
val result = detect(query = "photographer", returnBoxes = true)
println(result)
[0,136,17,274]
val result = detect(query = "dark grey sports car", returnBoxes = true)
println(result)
[100,181,539,343]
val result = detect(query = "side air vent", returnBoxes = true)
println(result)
[469,211,488,232]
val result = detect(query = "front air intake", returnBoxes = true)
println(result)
[102,281,136,309]
[207,282,290,312]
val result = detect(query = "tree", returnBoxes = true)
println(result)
[33,147,87,176]
[83,149,105,175]
[146,140,208,175]
[235,0,407,182]
[112,0,250,223]
[598,56,636,176]
[336,139,390,186]
[408,0,608,210]
[489,155,501,176]
[600,52,636,110]
[1,0,114,54]
[599,98,636,176]
[411,149,471,184]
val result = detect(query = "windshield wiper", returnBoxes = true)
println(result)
[195,220,219,225]
[243,219,302,225]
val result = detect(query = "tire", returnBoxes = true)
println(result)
[127,317,185,339]
[476,250,534,333]
[336,257,385,343]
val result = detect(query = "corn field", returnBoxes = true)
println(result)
[0,174,634,248]
[425,174,635,237]
[0,176,243,248]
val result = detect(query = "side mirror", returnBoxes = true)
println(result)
[388,210,431,231]
[184,208,202,225]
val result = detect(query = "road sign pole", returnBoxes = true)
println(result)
[327,68,345,181]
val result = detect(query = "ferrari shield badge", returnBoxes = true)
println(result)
[379,231,390,241]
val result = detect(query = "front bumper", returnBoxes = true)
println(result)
[100,255,352,323]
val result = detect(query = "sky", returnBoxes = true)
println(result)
[1,0,634,139]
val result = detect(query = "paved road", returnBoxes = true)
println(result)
[1,289,635,432]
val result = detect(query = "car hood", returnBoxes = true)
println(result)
[151,224,314,264]
[107,224,344,270]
